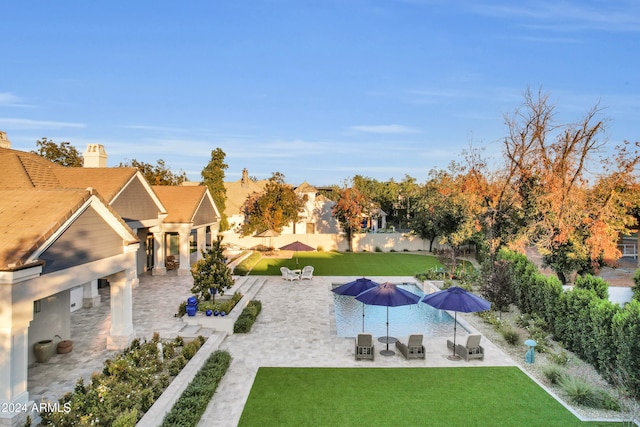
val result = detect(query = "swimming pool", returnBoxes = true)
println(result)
[333,283,458,338]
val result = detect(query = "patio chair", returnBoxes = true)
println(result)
[395,334,425,359]
[280,267,300,281]
[300,265,314,280]
[355,333,374,360]
[447,334,484,361]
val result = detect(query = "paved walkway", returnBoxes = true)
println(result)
[28,274,515,426]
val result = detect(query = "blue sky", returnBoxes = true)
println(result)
[2,1,638,186]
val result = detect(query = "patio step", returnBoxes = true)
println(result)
[178,324,213,341]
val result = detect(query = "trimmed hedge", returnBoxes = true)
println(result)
[160,350,232,427]
[233,300,262,333]
[499,249,640,394]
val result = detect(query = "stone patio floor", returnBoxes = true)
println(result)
[28,273,516,427]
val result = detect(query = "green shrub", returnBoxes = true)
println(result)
[163,342,176,359]
[633,269,640,301]
[477,310,502,328]
[112,409,138,427]
[575,274,608,300]
[500,326,520,346]
[182,342,196,361]
[528,328,549,353]
[168,356,187,376]
[40,335,186,426]
[375,246,382,252]
[543,364,566,385]
[595,389,621,411]
[177,301,187,317]
[233,300,262,333]
[161,351,232,427]
[548,350,570,366]
[559,375,600,407]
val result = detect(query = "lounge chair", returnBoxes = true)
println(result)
[447,334,484,361]
[355,333,374,360]
[280,267,300,281]
[300,265,314,280]
[395,334,425,359]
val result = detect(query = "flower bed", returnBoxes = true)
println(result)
[40,333,206,426]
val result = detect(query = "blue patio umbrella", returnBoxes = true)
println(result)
[331,278,380,332]
[355,282,421,356]
[421,286,491,360]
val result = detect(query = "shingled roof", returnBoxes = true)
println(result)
[0,147,138,201]
[152,185,213,223]
[0,188,137,271]
[223,178,268,218]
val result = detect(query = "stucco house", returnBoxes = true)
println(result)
[0,186,140,426]
[0,136,221,426]
[223,170,340,237]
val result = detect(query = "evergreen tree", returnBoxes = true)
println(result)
[190,236,234,302]
[201,148,229,231]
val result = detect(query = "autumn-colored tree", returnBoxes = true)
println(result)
[461,145,532,264]
[32,137,83,167]
[119,159,187,185]
[201,148,229,231]
[502,89,640,283]
[240,172,305,236]
[332,186,367,252]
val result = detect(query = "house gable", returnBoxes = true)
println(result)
[192,194,219,227]
[111,176,163,223]
[39,205,125,273]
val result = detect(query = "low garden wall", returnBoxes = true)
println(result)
[220,231,449,253]
[182,277,265,334]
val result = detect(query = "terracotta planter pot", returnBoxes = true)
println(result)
[57,340,73,354]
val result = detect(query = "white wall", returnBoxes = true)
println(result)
[220,231,448,253]
[28,290,71,365]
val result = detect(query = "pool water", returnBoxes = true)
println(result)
[334,283,457,338]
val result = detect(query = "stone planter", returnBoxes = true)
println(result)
[34,340,55,363]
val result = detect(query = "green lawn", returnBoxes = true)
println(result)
[239,367,620,426]
[244,251,447,276]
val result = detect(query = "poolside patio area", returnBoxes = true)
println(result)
[28,273,515,427]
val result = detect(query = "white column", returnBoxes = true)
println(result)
[83,279,101,308]
[196,227,206,261]
[177,228,191,276]
[106,270,135,350]
[0,292,34,427]
[152,231,166,276]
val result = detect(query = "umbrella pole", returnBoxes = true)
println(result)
[379,306,395,356]
[386,307,389,352]
[448,311,461,361]
[362,303,365,333]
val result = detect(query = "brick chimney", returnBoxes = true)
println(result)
[241,168,249,188]
[83,144,108,167]
[0,131,11,148]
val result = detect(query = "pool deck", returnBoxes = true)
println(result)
[28,273,515,427]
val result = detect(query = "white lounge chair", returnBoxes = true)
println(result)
[280,267,300,281]
[300,265,314,280]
